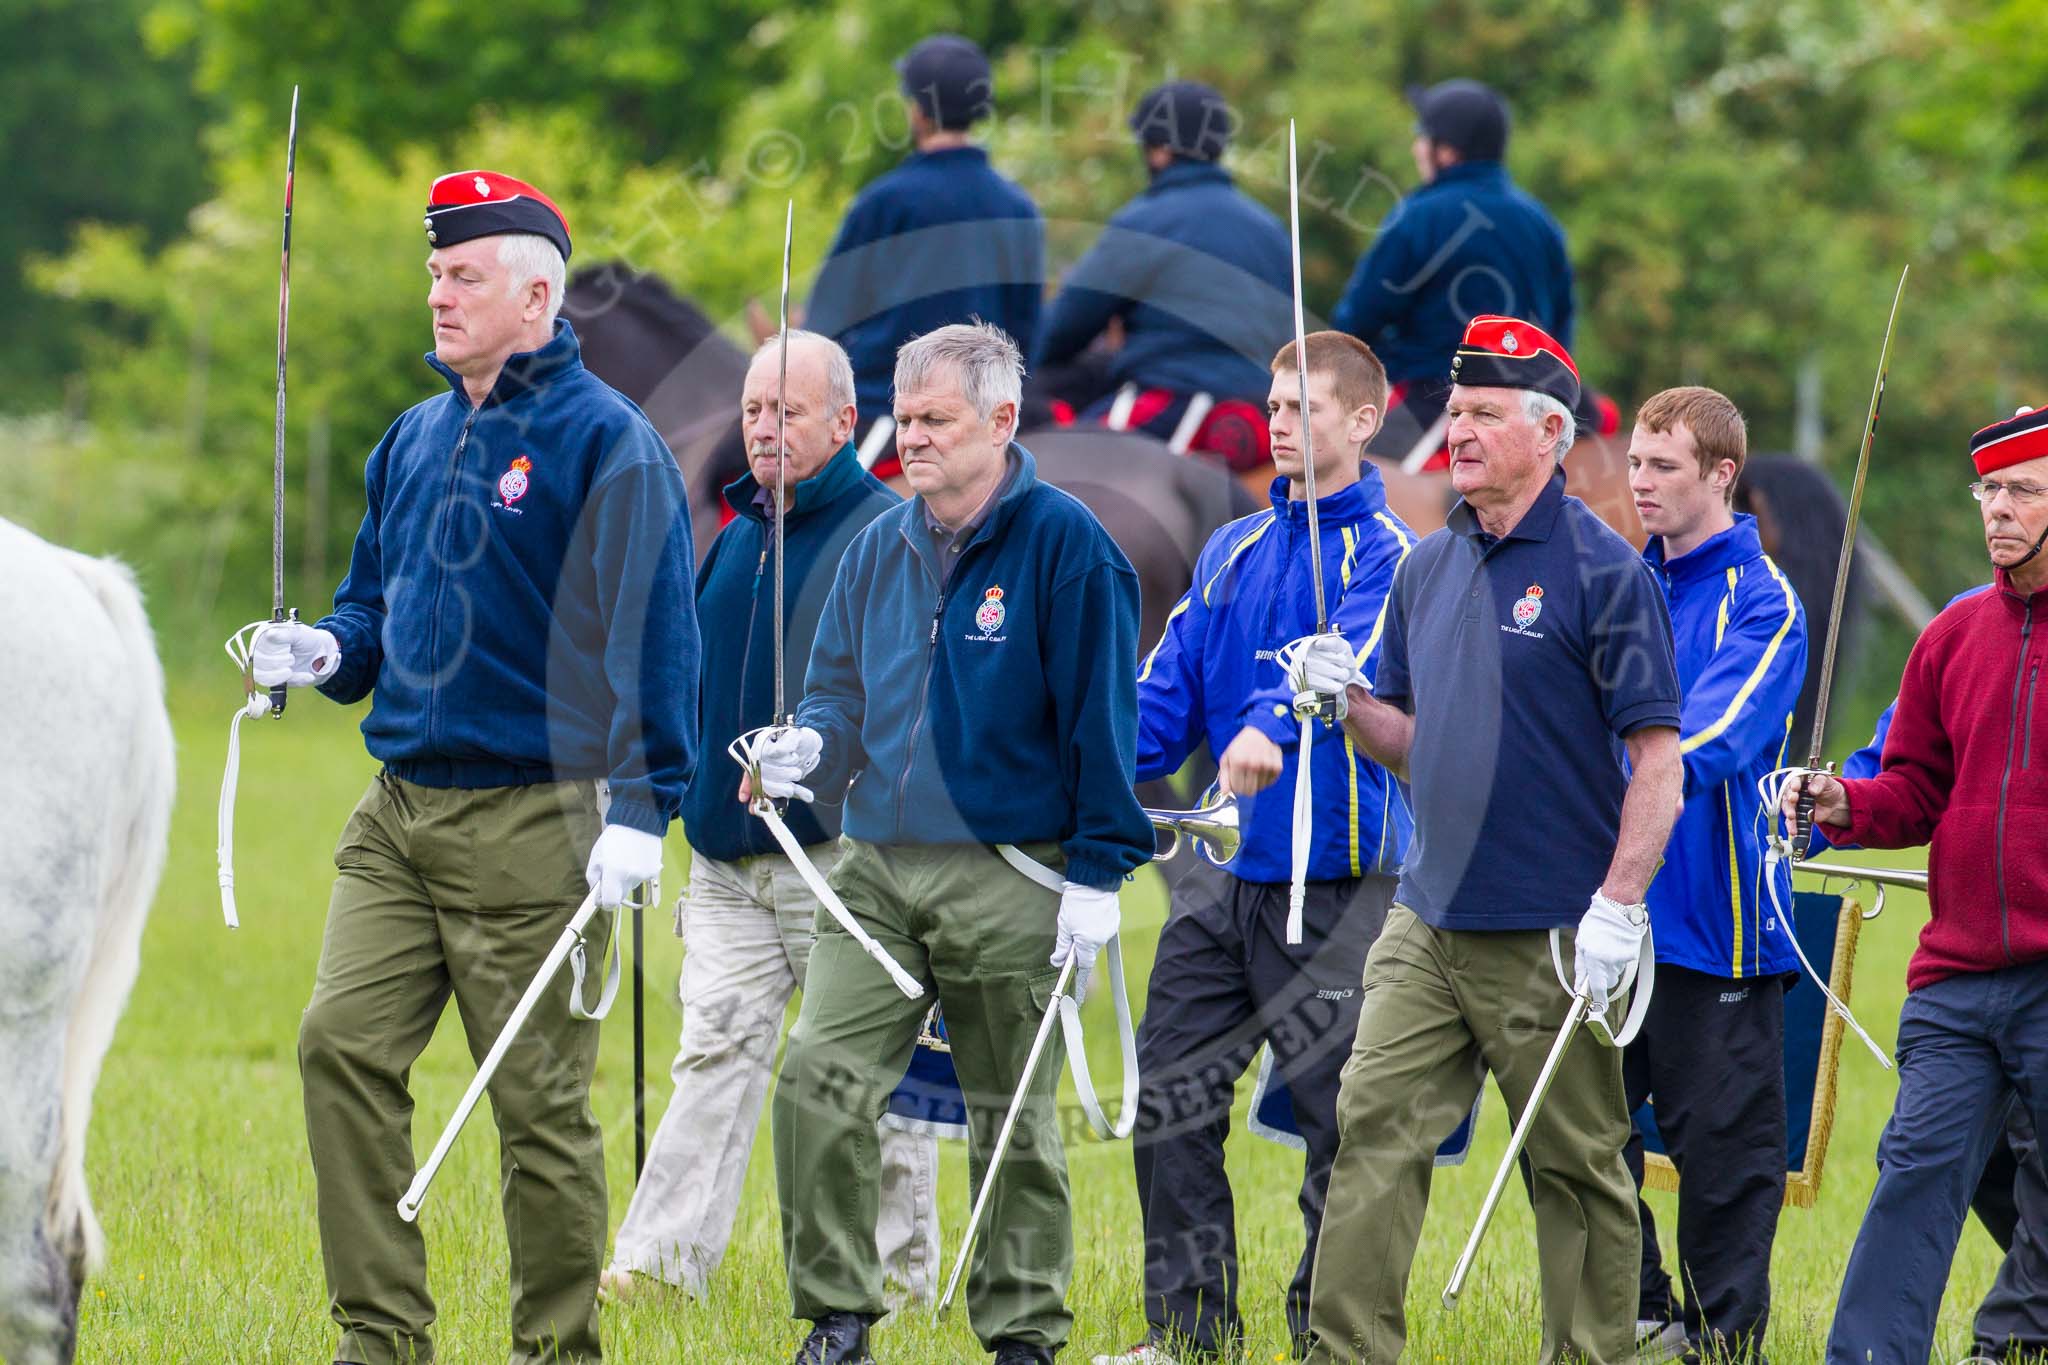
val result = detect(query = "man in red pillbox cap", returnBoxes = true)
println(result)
[253,168,698,1365]
[1298,314,1682,1363]
[1787,404,2048,1363]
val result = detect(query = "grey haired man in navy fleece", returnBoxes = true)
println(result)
[753,322,1152,1365]
[252,169,697,1365]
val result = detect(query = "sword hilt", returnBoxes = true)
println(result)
[1789,760,1835,860]
[267,606,298,717]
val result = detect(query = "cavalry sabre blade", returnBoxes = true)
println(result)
[269,84,302,717]
[1793,265,1909,857]
[1443,991,1592,1308]
[774,198,794,726]
[1286,121,1327,630]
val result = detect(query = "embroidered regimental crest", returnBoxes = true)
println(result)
[498,455,533,505]
[975,585,1007,636]
[1508,583,1545,634]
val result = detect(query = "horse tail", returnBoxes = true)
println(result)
[47,550,175,1275]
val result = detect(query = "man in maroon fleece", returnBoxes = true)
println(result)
[1789,403,2048,1365]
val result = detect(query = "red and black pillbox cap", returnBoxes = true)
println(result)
[424,169,571,263]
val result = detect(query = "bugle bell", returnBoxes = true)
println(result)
[1145,793,1241,867]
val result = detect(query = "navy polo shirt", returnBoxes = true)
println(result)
[1376,469,1679,931]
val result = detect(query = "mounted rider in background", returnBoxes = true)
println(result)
[1332,79,1580,470]
[805,33,1045,471]
[1033,80,1293,472]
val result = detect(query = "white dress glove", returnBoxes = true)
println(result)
[1051,881,1121,986]
[1287,633,1366,720]
[1574,891,1649,1014]
[751,726,823,802]
[586,824,664,909]
[250,621,341,688]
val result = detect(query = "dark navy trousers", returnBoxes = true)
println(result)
[1828,959,2048,1364]
[1129,863,1395,1356]
[1969,1105,2048,1359]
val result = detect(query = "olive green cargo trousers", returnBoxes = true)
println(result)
[773,838,1073,1353]
[299,771,612,1365]
[1306,906,1639,1364]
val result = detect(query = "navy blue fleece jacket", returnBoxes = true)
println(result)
[794,444,1152,889]
[317,320,699,836]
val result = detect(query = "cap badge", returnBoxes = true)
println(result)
[473,175,492,197]
[975,585,1007,636]
[498,454,533,505]
[1501,330,1520,354]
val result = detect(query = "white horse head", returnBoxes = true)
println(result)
[0,517,174,1364]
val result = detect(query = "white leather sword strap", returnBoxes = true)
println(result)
[1547,924,1656,1049]
[996,844,1137,1140]
[756,798,926,1000]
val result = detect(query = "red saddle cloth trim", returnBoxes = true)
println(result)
[1104,389,1272,471]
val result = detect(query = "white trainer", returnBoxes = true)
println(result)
[1090,1344,1183,1365]
[1635,1319,1687,1364]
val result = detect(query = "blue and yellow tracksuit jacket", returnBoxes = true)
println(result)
[1644,515,1809,978]
[1135,469,1417,884]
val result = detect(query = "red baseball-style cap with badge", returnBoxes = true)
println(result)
[423,169,572,263]
[1969,403,2048,476]
[1449,314,1581,410]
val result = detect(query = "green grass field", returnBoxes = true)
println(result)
[73,679,2007,1363]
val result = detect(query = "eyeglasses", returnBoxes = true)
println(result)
[1969,479,2048,505]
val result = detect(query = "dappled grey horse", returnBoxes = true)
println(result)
[0,517,175,1365]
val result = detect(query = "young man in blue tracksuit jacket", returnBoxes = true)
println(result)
[248,171,698,1364]
[1624,387,1807,1364]
[756,323,1152,1365]
[1098,333,1416,1364]
[606,332,945,1303]
[806,35,1042,428]
[1033,80,1293,465]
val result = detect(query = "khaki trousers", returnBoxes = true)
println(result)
[300,772,610,1365]
[773,839,1073,1352]
[1306,906,1639,1364]
[609,845,941,1299]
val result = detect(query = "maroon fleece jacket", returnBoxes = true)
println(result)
[1841,569,2048,990]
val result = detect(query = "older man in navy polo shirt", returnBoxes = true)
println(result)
[1295,315,1684,1365]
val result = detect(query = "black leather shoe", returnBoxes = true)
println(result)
[794,1311,876,1365]
[992,1340,1055,1364]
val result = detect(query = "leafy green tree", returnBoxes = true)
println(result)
[0,0,211,408]
[144,0,780,164]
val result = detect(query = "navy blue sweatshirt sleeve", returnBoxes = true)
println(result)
[587,442,700,835]
[1045,555,1152,888]
[1331,208,1422,344]
[804,192,884,343]
[1034,225,1140,369]
[315,422,397,706]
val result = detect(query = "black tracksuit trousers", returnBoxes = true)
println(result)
[1130,863,1395,1356]
[1623,965,1790,1362]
